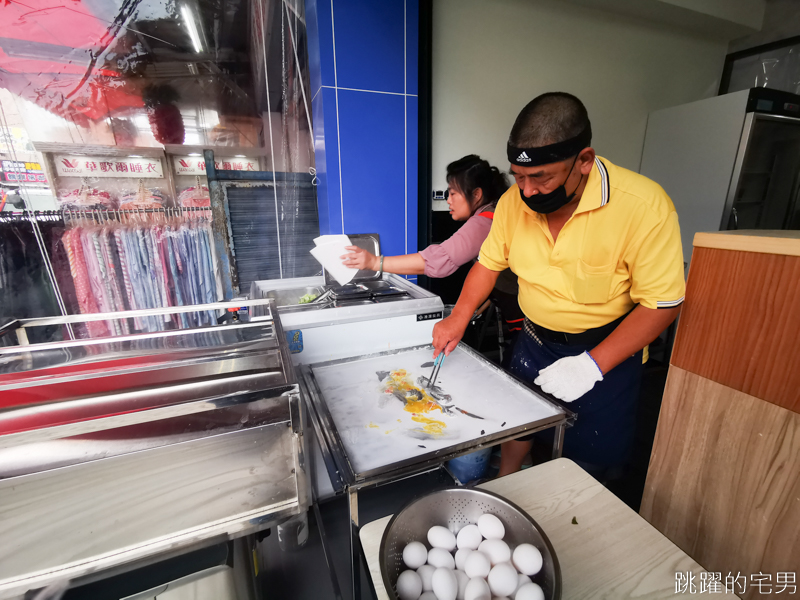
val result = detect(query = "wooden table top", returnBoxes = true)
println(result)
[360,458,733,599]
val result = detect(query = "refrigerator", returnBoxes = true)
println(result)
[640,87,800,265]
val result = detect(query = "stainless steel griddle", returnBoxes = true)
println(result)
[301,343,572,600]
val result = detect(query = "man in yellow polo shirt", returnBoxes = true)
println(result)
[432,92,684,479]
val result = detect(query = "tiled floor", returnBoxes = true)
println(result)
[259,469,456,600]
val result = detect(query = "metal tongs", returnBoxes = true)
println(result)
[308,288,335,304]
[426,353,446,389]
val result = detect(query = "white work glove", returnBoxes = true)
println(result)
[533,351,603,402]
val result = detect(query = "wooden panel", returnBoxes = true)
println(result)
[641,367,800,600]
[693,230,800,257]
[671,246,800,413]
[363,459,728,599]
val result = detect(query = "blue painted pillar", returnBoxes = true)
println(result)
[306,0,419,261]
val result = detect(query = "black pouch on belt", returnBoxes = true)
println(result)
[525,309,632,346]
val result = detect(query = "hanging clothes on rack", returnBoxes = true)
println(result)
[58,186,116,210]
[54,208,221,338]
[62,227,112,338]
[0,215,63,345]
[119,179,167,211]
[47,222,87,340]
[163,221,216,327]
[178,179,210,208]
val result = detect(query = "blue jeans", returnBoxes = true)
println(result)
[509,326,643,471]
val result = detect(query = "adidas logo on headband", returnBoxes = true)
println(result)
[508,123,592,166]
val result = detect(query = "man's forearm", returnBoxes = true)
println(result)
[451,262,501,324]
[590,304,681,374]
[432,262,501,356]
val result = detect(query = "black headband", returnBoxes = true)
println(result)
[507,124,592,167]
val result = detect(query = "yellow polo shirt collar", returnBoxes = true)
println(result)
[575,157,610,213]
[520,157,610,221]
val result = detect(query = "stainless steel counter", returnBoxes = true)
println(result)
[249,274,443,331]
[0,425,298,598]
[0,299,309,599]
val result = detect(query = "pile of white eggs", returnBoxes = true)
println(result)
[395,513,545,600]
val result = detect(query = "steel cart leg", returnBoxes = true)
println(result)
[308,426,344,600]
[232,535,260,600]
[349,486,360,599]
[552,423,565,459]
[313,500,343,600]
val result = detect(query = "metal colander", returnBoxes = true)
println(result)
[379,487,561,599]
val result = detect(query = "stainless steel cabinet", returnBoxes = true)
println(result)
[0,300,309,600]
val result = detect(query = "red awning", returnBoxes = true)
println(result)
[0,1,144,126]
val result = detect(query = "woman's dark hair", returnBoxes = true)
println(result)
[446,155,509,210]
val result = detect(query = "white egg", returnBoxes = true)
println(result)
[487,562,518,597]
[514,582,545,600]
[456,524,483,550]
[432,567,458,600]
[478,539,511,566]
[428,525,457,551]
[428,547,456,570]
[511,574,532,600]
[417,564,435,592]
[477,514,505,540]
[464,577,492,600]
[455,570,470,600]
[463,550,491,579]
[403,541,429,569]
[397,569,423,600]
[511,544,543,576]
[455,548,471,571]
[419,593,437,600]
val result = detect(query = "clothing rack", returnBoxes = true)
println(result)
[0,207,211,223]
[54,208,222,337]
[0,211,64,223]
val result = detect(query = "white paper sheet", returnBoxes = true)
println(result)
[313,234,351,247]
[311,346,563,476]
[309,234,358,285]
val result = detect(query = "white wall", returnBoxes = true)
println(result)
[729,0,800,53]
[431,0,730,192]
[665,0,764,28]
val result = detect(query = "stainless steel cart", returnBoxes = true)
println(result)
[301,343,573,600]
[0,299,309,600]
[249,271,445,505]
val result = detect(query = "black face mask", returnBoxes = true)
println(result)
[519,155,582,215]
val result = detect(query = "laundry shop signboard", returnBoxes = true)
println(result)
[1,160,47,184]
[54,155,164,178]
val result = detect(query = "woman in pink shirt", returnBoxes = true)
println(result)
[342,155,523,340]
[341,155,506,276]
